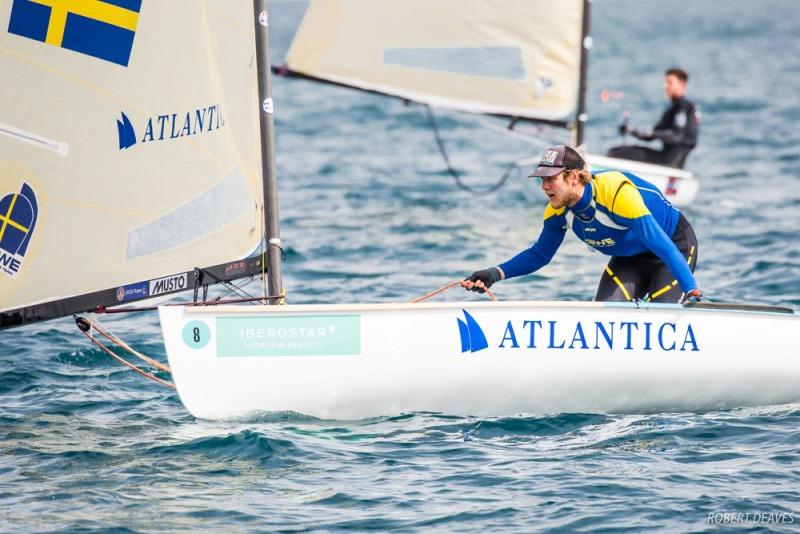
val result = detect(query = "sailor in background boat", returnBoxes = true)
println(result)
[606,68,699,169]
[464,145,703,303]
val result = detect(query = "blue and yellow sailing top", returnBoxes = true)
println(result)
[499,171,698,291]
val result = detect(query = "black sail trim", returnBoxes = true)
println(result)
[271,65,572,130]
[0,254,267,330]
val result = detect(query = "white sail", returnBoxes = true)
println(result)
[283,0,584,121]
[0,0,263,314]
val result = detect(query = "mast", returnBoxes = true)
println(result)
[253,0,283,302]
[575,0,592,147]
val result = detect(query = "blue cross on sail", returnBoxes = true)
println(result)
[7,0,142,66]
[0,183,39,278]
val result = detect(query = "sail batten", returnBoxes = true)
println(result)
[281,0,585,122]
[0,1,265,322]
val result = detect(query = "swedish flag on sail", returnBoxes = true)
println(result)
[7,0,142,66]
[0,183,38,278]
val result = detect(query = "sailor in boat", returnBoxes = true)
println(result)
[606,68,699,169]
[464,145,703,303]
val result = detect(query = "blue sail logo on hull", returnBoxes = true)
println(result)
[457,310,488,353]
[0,183,39,278]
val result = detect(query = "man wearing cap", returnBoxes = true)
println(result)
[607,67,699,168]
[464,145,702,303]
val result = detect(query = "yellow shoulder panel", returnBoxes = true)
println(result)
[543,204,565,220]
[593,171,650,219]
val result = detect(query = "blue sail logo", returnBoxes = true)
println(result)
[457,310,488,353]
[117,112,137,149]
[0,183,39,278]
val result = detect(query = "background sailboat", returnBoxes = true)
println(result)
[274,0,699,205]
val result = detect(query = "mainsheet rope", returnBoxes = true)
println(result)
[412,280,497,303]
[425,105,518,194]
[75,316,174,389]
[423,104,564,194]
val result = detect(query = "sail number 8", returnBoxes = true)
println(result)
[182,321,211,349]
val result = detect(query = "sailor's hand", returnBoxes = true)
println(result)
[464,267,502,293]
[681,288,703,303]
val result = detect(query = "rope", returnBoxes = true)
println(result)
[76,317,174,389]
[213,276,273,303]
[425,105,517,194]
[85,318,171,372]
[473,116,556,149]
[77,316,171,372]
[412,280,497,303]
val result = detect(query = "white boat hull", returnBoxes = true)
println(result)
[159,301,800,420]
[586,153,699,206]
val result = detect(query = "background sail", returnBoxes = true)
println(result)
[0,0,262,315]
[283,0,584,122]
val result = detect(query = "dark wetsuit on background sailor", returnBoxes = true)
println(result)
[607,68,699,169]
[464,145,702,303]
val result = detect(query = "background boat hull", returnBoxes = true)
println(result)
[586,153,699,206]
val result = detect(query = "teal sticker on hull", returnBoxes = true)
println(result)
[216,315,361,357]
[182,320,211,349]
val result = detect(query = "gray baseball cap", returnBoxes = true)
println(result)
[529,145,586,178]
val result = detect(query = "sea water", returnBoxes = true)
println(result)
[2,0,799,530]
